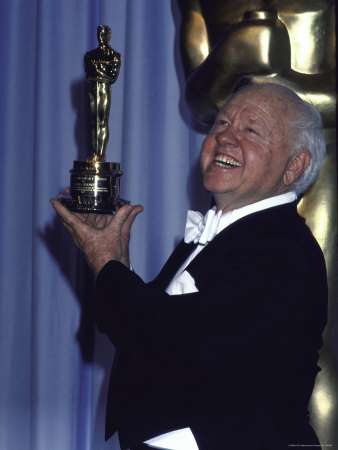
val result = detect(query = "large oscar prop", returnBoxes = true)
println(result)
[61,25,129,214]
[178,0,336,445]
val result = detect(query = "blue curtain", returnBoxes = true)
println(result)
[0,1,211,449]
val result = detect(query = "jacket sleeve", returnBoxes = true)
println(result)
[92,234,327,375]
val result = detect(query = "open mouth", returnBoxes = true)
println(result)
[214,154,242,168]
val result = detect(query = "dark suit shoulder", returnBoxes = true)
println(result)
[187,201,327,297]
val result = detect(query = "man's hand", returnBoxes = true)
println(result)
[50,198,143,275]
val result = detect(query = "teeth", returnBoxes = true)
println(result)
[214,155,242,168]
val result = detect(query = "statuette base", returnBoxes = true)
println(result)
[60,160,129,214]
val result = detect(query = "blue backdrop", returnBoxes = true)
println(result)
[0,1,211,449]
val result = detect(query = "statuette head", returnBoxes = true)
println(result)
[97,25,112,47]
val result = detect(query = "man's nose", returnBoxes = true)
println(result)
[216,128,239,147]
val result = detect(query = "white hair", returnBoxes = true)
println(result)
[286,94,326,195]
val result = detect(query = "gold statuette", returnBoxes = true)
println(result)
[61,25,129,213]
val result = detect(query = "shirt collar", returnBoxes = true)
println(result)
[216,191,297,235]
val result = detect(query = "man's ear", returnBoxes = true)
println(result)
[283,149,311,187]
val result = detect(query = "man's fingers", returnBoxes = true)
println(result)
[57,187,71,199]
[51,199,142,254]
[95,214,109,229]
[103,204,143,241]
[120,205,143,242]
[113,204,143,228]
[50,198,87,232]
[106,204,134,230]
[84,213,98,227]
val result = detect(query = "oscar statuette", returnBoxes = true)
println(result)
[60,25,129,213]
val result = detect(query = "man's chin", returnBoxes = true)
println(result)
[203,180,236,196]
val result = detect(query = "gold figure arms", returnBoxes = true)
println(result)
[84,25,122,84]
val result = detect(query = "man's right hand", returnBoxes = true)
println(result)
[50,198,143,275]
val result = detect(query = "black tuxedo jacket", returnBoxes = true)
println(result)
[93,202,328,449]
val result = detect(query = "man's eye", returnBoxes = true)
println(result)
[216,119,229,126]
[248,127,256,134]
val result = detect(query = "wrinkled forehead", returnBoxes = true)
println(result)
[221,87,298,132]
[224,87,291,116]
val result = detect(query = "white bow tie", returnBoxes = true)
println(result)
[184,208,223,245]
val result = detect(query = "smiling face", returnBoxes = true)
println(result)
[200,86,307,212]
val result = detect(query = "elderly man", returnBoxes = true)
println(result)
[51,83,328,450]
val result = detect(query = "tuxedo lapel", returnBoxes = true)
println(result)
[185,224,248,291]
[148,240,198,291]
[186,201,301,291]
